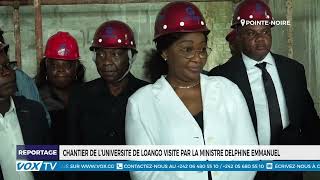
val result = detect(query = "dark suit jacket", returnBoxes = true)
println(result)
[209,53,320,180]
[0,96,49,180]
[66,74,148,180]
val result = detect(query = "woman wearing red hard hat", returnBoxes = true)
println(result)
[126,1,257,180]
[36,31,85,145]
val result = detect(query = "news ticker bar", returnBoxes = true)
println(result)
[17,145,320,161]
[16,161,320,172]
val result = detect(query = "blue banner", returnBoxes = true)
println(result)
[16,161,320,171]
[16,145,59,160]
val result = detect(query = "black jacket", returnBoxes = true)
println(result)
[39,84,82,145]
[209,53,320,180]
[66,74,148,180]
[0,96,49,180]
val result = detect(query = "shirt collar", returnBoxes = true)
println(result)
[242,52,275,70]
[8,97,16,113]
[1,97,17,116]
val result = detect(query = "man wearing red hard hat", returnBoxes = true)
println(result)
[210,1,320,179]
[66,20,148,180]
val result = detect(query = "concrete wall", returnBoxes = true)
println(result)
[269,0,320,115]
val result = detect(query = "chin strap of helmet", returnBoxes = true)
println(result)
[116,50,135,82]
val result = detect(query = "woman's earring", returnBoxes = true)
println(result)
[161,54,167,61]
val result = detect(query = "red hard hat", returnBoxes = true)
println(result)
[44,31,80,61]
[231,0,273,28]
[154,1,210,40]
[225,29,237,43]
[90,20,136,51]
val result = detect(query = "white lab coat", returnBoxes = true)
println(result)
[125,74,258,180]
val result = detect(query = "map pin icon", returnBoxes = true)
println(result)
[240,19,246,26]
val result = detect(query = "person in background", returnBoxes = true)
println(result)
[0,32,49,180]
[0,28,51,125]
[66,20,148,180]
[126,1,257,180]
[225,29,240,56]
[36,31,85,145]
[209,0,320,179]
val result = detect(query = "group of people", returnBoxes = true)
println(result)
[0,0,319,180]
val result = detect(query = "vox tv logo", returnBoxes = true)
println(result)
[16,161,57,171]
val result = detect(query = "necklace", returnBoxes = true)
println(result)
[171,81,200,89]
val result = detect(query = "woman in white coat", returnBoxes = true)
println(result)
[125,1,258,180]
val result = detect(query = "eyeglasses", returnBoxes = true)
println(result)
[0,62,17,74]
[177,46,212,59]
[95,49,127,62]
